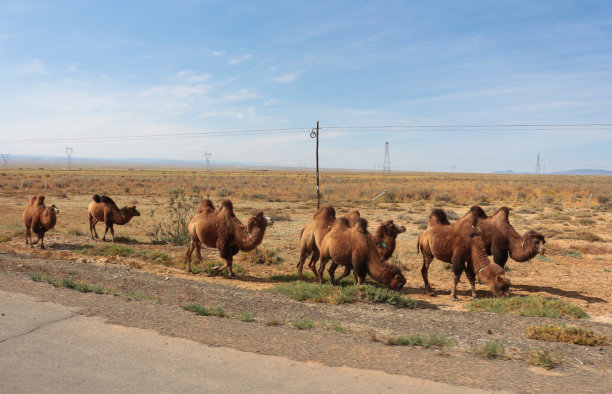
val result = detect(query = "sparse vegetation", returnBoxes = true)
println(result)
[238,311,255,322]
[320,321,347,333]
[204,262,246,276]
[147,188,200,245]
[527,349,563,369]
[386,334,455,348]
[526,325,606,346]
[0,234,13,242]
[478,340,506,359]
[468,296,588,319]
[241,247,283,265]
[182,303,227,317]
[29,272,42,281]
[72,244,134,257]
[289,317,314,330]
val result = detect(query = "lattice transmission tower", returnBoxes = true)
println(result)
[382,141,391,174]
[535,153,541,177]
[204,150,212,172]
[65,147,73,170]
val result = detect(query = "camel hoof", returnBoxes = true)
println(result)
[451,296,459,302]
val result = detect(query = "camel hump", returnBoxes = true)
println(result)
[343,209,361,226]
[493,206,511,222]
[469,206,487,219]
[100,195,119,210]
[355,218,368,234]
[313,205,335,221]
[196,198,215,214]
[221,199,235,216]
[29,196,37,205]
[428,209,450,226]
[35,195,45,205]
[92,194,101,203]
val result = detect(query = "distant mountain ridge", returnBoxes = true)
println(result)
[492,169,611,175]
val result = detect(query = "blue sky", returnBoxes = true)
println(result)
[1,1,611,172]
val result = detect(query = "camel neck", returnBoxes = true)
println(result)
[470,237,491,277]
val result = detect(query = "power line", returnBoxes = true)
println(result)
[0,123,610,144]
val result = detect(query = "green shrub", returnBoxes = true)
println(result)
[243,247,282,265]
[468,296,588,319]
[526,326,606,346]
[527,349,563,369]
[134,250,173,265]
[387,334,455,348]
[238,311,255,322]
[29,272,42,281]
[478,340,505,359]
[0,234,13,242]
[182,303,227,317]
[147,189,200,245]
[289,318,314,330]
[72,244,134,257]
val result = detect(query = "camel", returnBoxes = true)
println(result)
[23,195,59,249]
[318,218,406,290]
[88,194,140,242]
[296,206,360,280]
[417,208,510,300]
[185,199,273,277]
[328,219,407,284]
[297,207,406,282]
[470,206,546,267]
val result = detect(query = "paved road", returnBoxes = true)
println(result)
[0,290,499,394]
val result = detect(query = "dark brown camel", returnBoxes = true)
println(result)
[88,194,140,242]
[296,206,361,280]
[318,218,406,290]
[185,199,273,277]
[469,206,546,267]
[23,195,59,249]
[328,219,406,284]
[417,208,510,300]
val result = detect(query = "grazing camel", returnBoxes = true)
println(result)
[185,199,273,277]
[318,218,406,291]
[417,208,510,300]
[328,219,406,284]
[23,195,59,249]
[296,206,360,280]
[470,206,546,267]
[88,194,140,242]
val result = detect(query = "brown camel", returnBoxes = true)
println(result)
[318,218,406,290]
[417,208,510,300]
[88,194,140,242]
[23,195,59,249]
[469,206,546,267]
[328,219,407,284]
[296,206,360,280]
[185,199,273,277]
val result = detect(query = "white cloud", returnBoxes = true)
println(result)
[212,50,224,57]
[173,70,212,83]
[270,72,300,84]
[228,54,252,65]
[222,88,260,102]
[17,58,46,75]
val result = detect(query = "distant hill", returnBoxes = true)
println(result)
[550,169,612,175]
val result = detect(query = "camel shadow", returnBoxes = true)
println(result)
[234,274,276,284]
[512,284,608,304]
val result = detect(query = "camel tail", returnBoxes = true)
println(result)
[92,194,101,203]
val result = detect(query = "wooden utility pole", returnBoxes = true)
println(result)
[310,121,320,209]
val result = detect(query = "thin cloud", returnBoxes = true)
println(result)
[222,88,260,102]
[228,54,252,65]
[173,70,212,83]
[212,50,224,56]
[17,58,46,75]
[271,72,300,84]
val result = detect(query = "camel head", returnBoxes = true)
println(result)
[49,204,59,215]
[522,230,546,255]
[492,273,511,298]
[380,263,406,291]
[127,206,141,217]
[378,220,406,238]
[247,211,273,232]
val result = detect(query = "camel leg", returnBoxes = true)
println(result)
[317,256,330,285]
[352,257,367,286]
[421,254,435,296]
[213,244,235,277]
[109,225,115,243]
[25,226,31,246]
[335,265,352,284]
[39,232,46,249]
[450,256,465,301]
[465,259,477,299]
[195,242,204,273]
[492,248,509,268]
[328,262,338,285]
[296,248,310,280]
[308,248,320,279]
[102,224,110,241]
[185,241,195,272]
[89,214,95,239]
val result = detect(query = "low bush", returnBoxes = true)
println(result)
[289,318,314,330]
[527,349,563,369]
[182,303,227,317]
[72,244,134,257]
[468,296,588,319]
[478,340,506,359]
[526,326,606,346]
[387,334,455,348]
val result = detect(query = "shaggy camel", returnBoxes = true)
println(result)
[469,206,546,267]
[296,206,360,280]
[23,195,59,249]
[417,208,510,300]
[328,219,407,284]
[185,199,273,277]
[88,194,140,242]
[318,218,406,290]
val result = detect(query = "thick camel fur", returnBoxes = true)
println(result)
[185,199,273,277]
[417,208,510,300]
[471,206,546,267]
[296,206,360,280]
[22,195,59,249]
[329,219,406,284]
[319,218,406,290]
[88,194,140,242]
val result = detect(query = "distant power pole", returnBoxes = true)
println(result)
[1,153,8,169]
[65,147,73,170]
[382,141,391,174]
[204,150,212,172]
[310,121,320,209]
[535,153,541,177]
